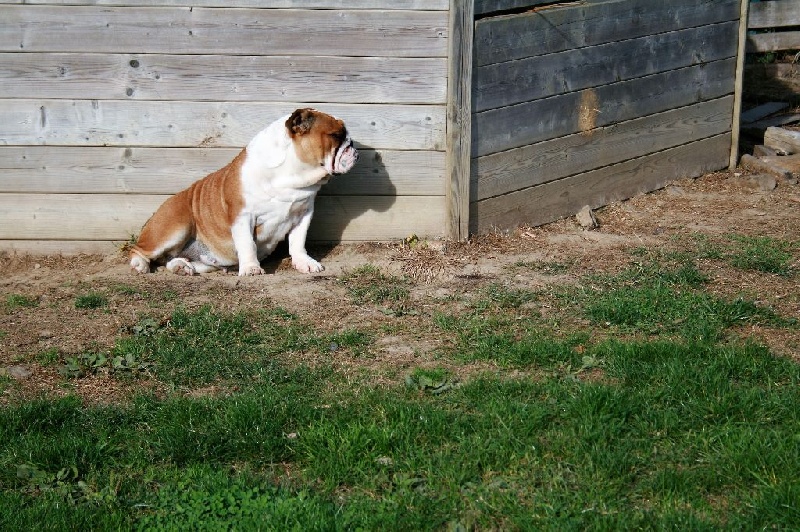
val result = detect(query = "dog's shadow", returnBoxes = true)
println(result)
[261,142,395,272]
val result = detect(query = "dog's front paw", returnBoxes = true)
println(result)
[292,255,324,273]
[238,263,266,276]
[130,255,150,274]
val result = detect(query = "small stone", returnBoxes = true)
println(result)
[4,365,33,380]
[426,240,448,253]
[375,456,394,466]
[34,263,41,269]
[743,174,777,192]
[576,205,598,229]
[38,330,54,339]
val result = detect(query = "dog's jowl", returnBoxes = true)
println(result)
[129,108,358,276]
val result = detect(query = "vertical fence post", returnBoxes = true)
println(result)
[730,0,750,170]
[446,0,474,240]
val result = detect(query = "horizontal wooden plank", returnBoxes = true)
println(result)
[740,102,790,124]
[0,1,448,9]
[0,193,446,241]
[1,6,448,57]
[472,96,734,201]
[0,239,124,256]
[746,31,800,53]
[474,21,738,112]
[0,100,446,150]
[748,0,800,29]
[473,58,736,157]
[471,133,732,232]
[0,53,447,104]
[474,0,740,67]
[0,147,445,196]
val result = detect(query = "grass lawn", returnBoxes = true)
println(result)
[1,232,798,530]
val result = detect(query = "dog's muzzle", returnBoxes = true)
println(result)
[332,138,359,175]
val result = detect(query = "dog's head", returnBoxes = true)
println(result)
[286,108,359,176]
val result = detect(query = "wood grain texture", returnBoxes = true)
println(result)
[445,0,474,240]
[0,240,123,256]
[471,134,732,233]
[729,0,748,170]
[748,0,800,28]
[746,31,800,53]
[0,6,448,57]
[473,21,738,112]
[472,97,734,201]
[0,1,448,9]
[0,147,445,196]
[0,53,447,104]
[0,194,445,241]
[0,100,446,150]
[474,0,740,66]
[473,58,736,157]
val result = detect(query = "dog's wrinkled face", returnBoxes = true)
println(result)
[286,108,359,176]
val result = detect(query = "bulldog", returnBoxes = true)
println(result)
[129,108,358,276]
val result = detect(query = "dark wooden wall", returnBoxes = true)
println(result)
[744,0,800,104]
[469,0,744,233]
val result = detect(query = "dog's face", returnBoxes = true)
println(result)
[286,108,359,176]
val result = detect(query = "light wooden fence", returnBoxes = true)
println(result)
[0,0,748,254]
[0,0,450,254]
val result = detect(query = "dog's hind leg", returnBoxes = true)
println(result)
[130,193,194,273]
[165,258,219,276]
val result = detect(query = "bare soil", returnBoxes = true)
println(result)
[2,169,799,403]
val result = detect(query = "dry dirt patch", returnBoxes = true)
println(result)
[2,169,799,402]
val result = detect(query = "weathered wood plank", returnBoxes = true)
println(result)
[474,0,740,67]
[474,21,738,112]
[0,240,123,256]
[0,100,446,151]
[472,97,734,201]
[764,126,800,155]
[0,147,445,196]
[0,53,447,104]
[729,0,748,170]
[0,1,448,9]
[748,0,800,29]
[746,31,800,53]
[445,0,474,240]
[473,58,736,157]
[740,102,789,124]
[0,194,445,241]
[471,133,732,232]
[0,6,448,57]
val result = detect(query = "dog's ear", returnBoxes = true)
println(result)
[286,108,316,137]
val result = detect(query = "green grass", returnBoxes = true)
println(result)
[111,306,371,387]
[726,234,795,275]
[74,292,108,310]
[1,249,799,529]
[576,255,795,342]
[340,264,410,305]
[688,233,796,276]
[5,293,39,310]
[1,338,797,529]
